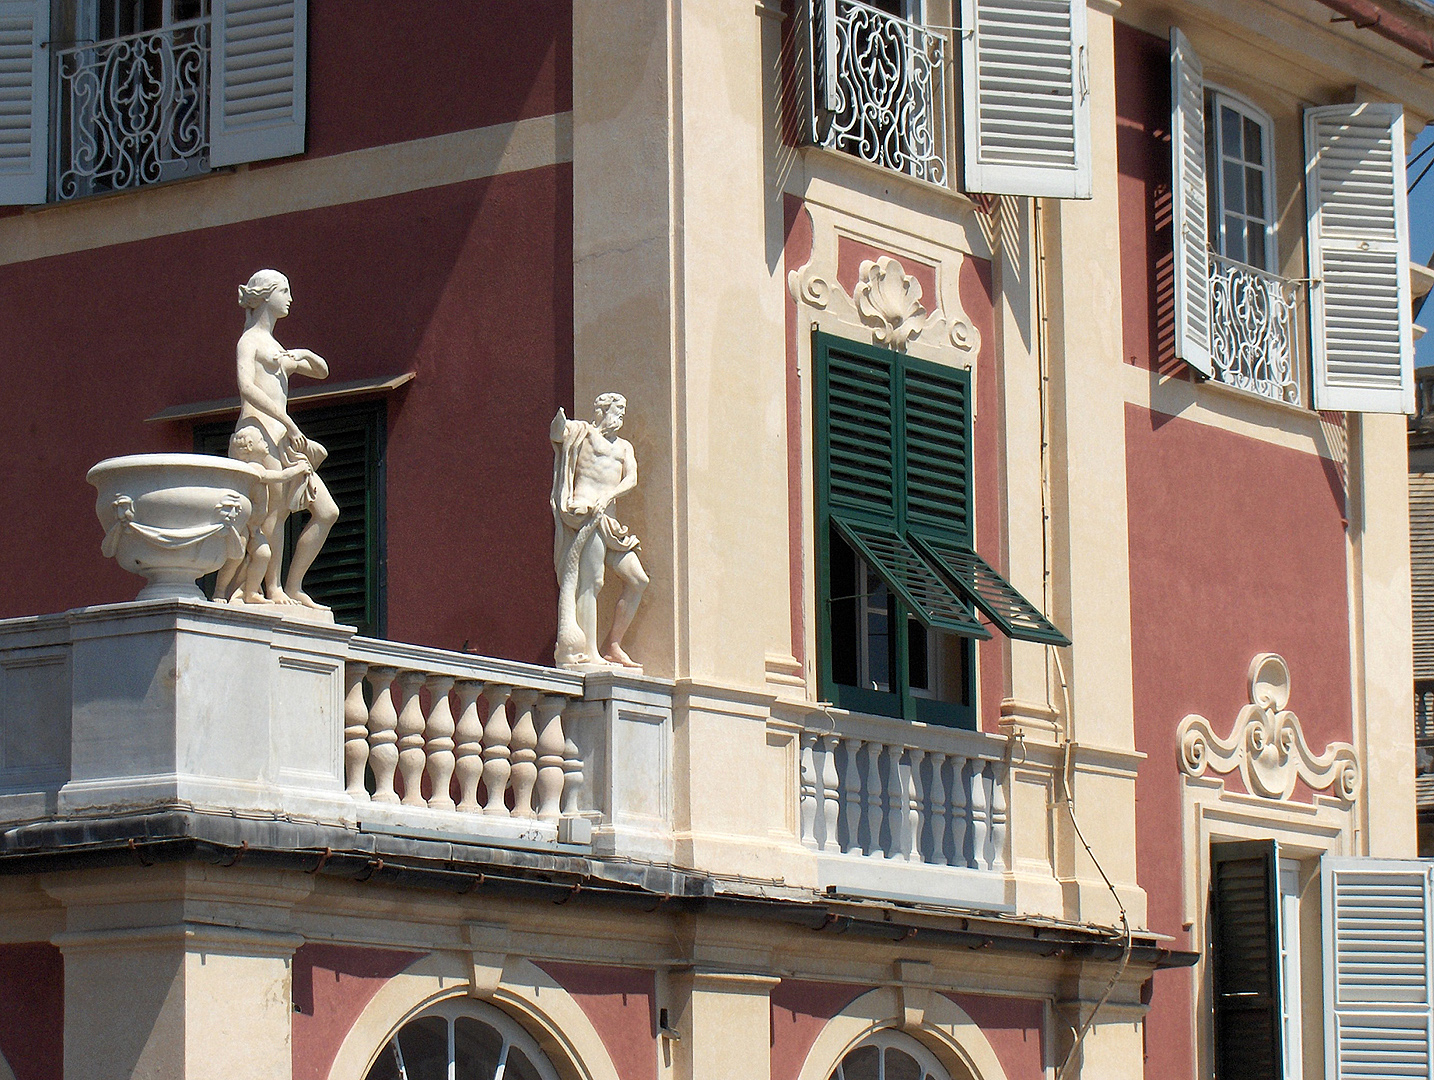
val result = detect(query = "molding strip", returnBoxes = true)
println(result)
[0,112,574,267]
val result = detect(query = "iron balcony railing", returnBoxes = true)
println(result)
[1207,252,1308,406]
[52,17,211,201]
[809,0,948,185]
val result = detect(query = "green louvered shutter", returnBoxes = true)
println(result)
[835,518,989,638]
[1211,840,1283,1080]
[822,344,896,521]
[911,534,1069,645]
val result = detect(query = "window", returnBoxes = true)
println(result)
[814,332,1066,727]
[797,0,1092,198]
[828,1030,950,1080]
[196,399,385,636]
[0,0,307,205]
[1169,28,1413,412]
[1204,90,1275,271]
[363,1000,561,1080]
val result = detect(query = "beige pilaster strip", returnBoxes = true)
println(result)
[0,111,574,267]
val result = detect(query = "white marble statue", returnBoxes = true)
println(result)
[550,393,648,669]
[214,270,338,611]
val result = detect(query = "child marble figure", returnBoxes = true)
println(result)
[213,269,339,611]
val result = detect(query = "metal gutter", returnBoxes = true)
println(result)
[1314,0,1434,65]
[0,809,1199,970]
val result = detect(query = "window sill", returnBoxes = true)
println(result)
[1195,371,1314,422]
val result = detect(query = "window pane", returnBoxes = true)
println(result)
[1225,215,1246,263]
[1248,225,1266,270]
[840,1046,880,1080]
[1244,114,1263,164]
[396,1017,449,1080]
[454,1018,504,1080]
[504,1048,545,1080]
[1221,106,1242,158]
[884,1047,925,1080]
[865,574,891,693]
[830,532,859,687]
[363,1041,404,1080]
[1223,161,1244,216]
[908,617,930,691]
[1244,166,1265,222]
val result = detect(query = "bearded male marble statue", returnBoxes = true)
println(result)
[549,393,648,669]
[213,269,339,613]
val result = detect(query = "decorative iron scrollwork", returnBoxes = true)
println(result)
[1207,253,1304,405]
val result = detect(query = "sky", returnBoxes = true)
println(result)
[1411,122,1434,365]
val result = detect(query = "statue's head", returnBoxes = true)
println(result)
[237,269,292,320]
[593,392,626,433]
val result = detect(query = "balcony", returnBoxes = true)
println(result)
[0,598,1096,917]
[1207,253,1307,406]
[808,0,948,185]
[52,18,211,201]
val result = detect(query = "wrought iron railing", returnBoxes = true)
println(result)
[53,18,211,201]
[811,0,948,185]
[1207,253,1306,406]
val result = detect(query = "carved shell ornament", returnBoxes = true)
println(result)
[786,252,981,356]
[1176,653,1360,801]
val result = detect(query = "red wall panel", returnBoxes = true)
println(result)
[0,943,63,1080]
[291,944,424,1080]
[537,963,656,1080]
[0,166,573,664]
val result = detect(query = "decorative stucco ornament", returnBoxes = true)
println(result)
[854,256,926,349]
[87,454,254,600]
[786,252,981,357]
[213,269,338,617]
[1176,652,1360,801]
[549,393,648,671]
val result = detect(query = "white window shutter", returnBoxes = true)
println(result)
[1169,29,1211,376]
[1305,102,1414,414]
[210,0,307,168]
[0,0,49,205]
[1321,857,1434,1079]
[960,0,1091,199]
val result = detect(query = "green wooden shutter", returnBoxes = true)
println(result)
[1211,840,1283,1080]
[822,343,896,521]
[911,533,1069,645]
[834,518,989,638]
[900,357,972,542]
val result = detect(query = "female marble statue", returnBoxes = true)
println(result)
[213,270,338,609]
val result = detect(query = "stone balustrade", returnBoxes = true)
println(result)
[343,640,584,823]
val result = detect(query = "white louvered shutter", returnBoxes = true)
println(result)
[210,0,307,168]
[1322,858,1434,1079]
[1169,29,1211,376]
[0,0,48,205]
[1305,103,1414,414]
[960,0,1091,199]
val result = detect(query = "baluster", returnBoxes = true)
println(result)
[508,690,540,818]
[423,675,456,811]
[842,737,864,854]
[819,734,840,853]
[969,760,990,871]
[534,696,567,821]
[561,734,584,815]
[903,748,924,862]
[343,663,370,799]
[990,759,1009,874]
[885,743,905,859]
[480,684,513,815]
[452,680,484,811]
[395,672,429,807]
[928,752,949,866]
[365,667,399,804]
[950,755,970,868]
[864,741,884,856]
[799,733,818,849]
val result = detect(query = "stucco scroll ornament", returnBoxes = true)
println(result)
[787,253,981,356]
[1176,653,1360,801]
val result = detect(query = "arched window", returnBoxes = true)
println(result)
[829,1030,951,1080]
[363,999,561,1080]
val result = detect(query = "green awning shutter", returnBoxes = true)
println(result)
[1211,840,1283,1080]
[833,517,990,639]
[912,532,1070,646]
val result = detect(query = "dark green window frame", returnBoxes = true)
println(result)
[195,399,386,637]
[814,331,1067,728]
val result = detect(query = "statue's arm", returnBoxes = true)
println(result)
[284,349,329,380]
[601,442,639,509]
[550,408,572,445]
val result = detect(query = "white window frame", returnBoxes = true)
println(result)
[830,1028,952,1080]
[363,998,562,1080]
[1204,86,1278,274]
